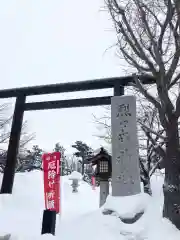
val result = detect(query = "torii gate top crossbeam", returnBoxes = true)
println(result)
[0,75,154,98]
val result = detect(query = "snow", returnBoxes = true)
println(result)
[91,148,101,155]
[68,171,82,180]
[0,170,179,239]
[104,192,150,218]
[91,148,110,156]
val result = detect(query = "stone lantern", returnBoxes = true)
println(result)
[84,147,112,207]
[69,171,82,193]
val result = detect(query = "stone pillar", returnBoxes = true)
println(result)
[99,181,109,207]
[111,95,141,196]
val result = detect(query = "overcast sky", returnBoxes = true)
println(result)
[0,0,126,154]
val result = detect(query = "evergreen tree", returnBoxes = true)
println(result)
[72,141,93,175]
[16,145,43,172]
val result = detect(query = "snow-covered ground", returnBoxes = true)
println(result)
[0,171,179,240]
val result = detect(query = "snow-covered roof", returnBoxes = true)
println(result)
[69,171,82,180]
[91,147,110,156]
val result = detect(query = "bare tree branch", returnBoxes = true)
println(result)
[140,122,166,140]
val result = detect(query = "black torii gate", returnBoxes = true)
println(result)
[0,75,154,194]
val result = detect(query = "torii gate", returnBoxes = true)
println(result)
[0,75,154,194]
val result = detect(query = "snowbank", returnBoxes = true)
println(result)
[0,171,179,239]
[0,171,98,238]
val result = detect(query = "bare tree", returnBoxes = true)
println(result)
[93,106,112,144]
[19,121,36,153]
[106,0,180,229]
[0,104,35,149]
[0,103,35,172]
[137,100,165,195]
[0,103,12,146]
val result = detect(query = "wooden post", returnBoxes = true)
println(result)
[1,95,26,194]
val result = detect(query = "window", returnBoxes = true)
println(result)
[99,161,108,173]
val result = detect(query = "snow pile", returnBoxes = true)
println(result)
[57,209,124,240]
[68,171,82,180]
[103,192,150,218]
[146,218,180,240]
[0,170,179,239]
[0,171,99,238]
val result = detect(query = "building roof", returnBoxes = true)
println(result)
[84,147,111,165]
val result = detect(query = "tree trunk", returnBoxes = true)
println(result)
[82,162,84,175]
[143,177,152,196]
[81,156,84,175]
[163,117,180,229]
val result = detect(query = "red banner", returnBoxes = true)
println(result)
[42,152,61,213]
[92,176,95,190]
